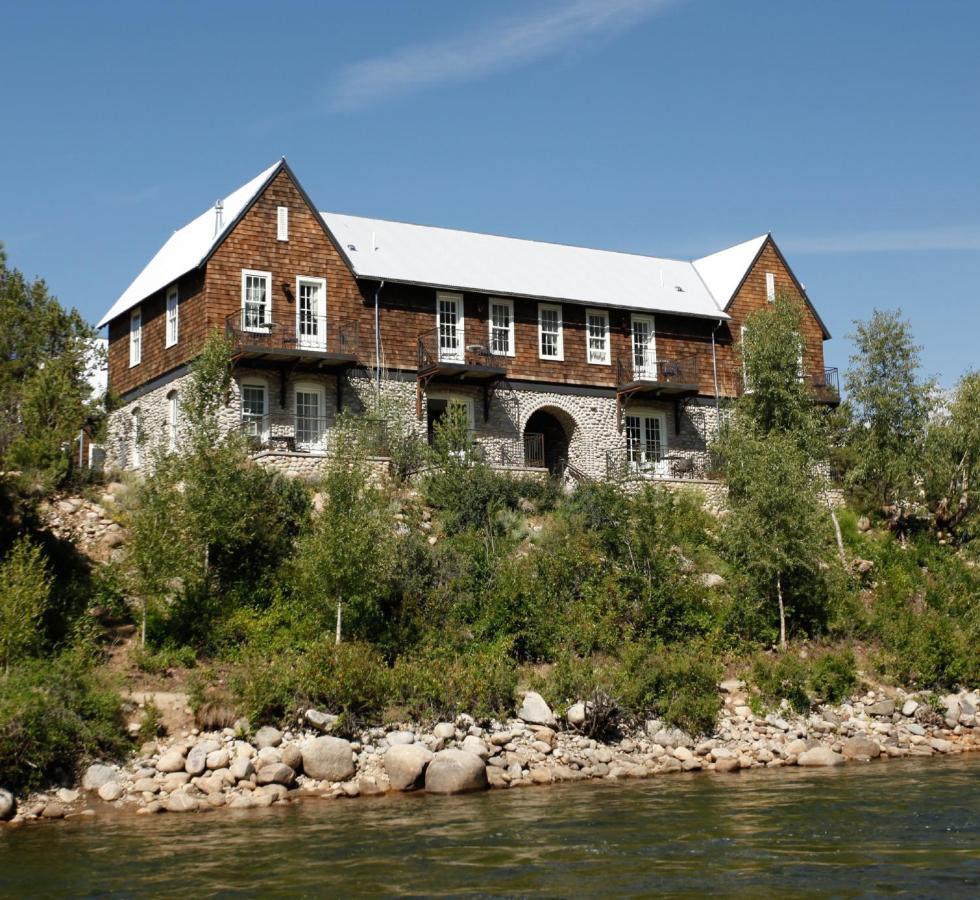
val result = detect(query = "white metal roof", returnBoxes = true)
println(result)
[97,160,282,328]
[692,234,769,309]
[321,212,731,320]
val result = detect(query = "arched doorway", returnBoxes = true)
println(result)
[524,409,572,475]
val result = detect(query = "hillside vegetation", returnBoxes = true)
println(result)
[1,245,978,793]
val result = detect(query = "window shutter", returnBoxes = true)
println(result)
[277,206,288,241]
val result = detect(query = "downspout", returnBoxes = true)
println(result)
[711,318,722,419]
[374,279,384,400]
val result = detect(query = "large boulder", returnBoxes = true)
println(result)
[797,746,845,767]
[305,710,339,734]
[0,789,15,821]
[186,741,221,777]
[866,700,895,718]
[461,735,490,760]
[98,782,125,802]
[566,702,587,728]
[255,763,296,787]
[516,692,556,727]
[254,726,283,749]
[82,763,117,791]
[842,736,880,761]
[155,750,186,773]
[280,744,303,773]
[424,749,488,795]
[301,736,355,782]
[384,744,434,791]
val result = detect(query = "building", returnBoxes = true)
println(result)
[98,159,836,481]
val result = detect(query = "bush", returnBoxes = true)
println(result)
[132,643,197,674]
[0,653,127,792]
[614,641,722,736]
[751,651,811,714]
[0,536,50,673]
[809,648,858,703]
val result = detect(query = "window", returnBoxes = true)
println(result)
[586,308,610,365]
[240,382,267,440]
[631,314,656,379]
[295,382,326,450]
[625,412,667,475]
[165,285,179,347]
[130,407,142,468]
[426,394,475,447]
[129,307,141,366]
[167,390,179,451]
[296,277,327,350]
[436,292,464,363]
[538,303,563,360]
[489,298,515,356]
[765,272,776,303]
[277,206,289,241]
[241,270,272,331]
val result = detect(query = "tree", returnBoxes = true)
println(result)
[292,417,395,644]
[715,295,837,646]
[0,243,99,483]
[845,309,933,514]
[0,537,50,674]
[923,372,980,542]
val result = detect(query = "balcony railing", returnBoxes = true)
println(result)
[605,448,707,480]
[475,433,545,469]
[417,327,507,374]
[238,412,387,455]
[806,367,840,404]
[616,353,700,389]
[225,311,359,359]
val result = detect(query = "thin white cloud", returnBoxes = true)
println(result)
[327,0,679,112]
[783,226,980,255]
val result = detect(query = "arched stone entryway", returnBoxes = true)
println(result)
[524,407,575,475]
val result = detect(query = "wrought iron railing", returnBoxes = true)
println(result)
[605,448,707,480]
[238,413,387,455]
[417,327,507,373]
[616,353,700,387]
[473,433,546,469]
[806,367,840,404]
[225,311,359,357]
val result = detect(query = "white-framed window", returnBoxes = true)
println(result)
[625,411,667,476]
[241,270,272,332]
[129,307,141,366]
[296,276,327,350]
[130,406,143,467]
[165,285,179,347]
[765,272,776,303]
[488,298,515,357]
[167,390,179,451]
[240,381,268,441]
[631,314,656,379]
[538,303,563,360]
[586,308,610,365]
[277,206,289,241]
[436,291,464,363]
[294,381,326,450]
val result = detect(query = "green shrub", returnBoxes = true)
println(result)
[0,653,127,792]
[0,536,51,673]
[132,643,197,674]
[614,641,722,735]
[809,648,858,703]
[751,651,811,714]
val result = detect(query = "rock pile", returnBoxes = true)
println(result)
[3,686,978,825]
[38,488,128,564]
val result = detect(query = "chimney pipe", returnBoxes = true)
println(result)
[214,199,224,236]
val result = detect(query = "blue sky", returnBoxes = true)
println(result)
[1,0,977,386]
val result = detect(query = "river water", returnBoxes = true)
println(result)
[2,755,978,897]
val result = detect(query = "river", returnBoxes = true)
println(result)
[2,755,978,897]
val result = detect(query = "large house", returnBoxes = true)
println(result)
[99,159,836,480]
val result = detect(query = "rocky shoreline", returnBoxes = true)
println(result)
[2,683,978,827]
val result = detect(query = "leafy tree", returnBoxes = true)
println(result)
[0,537,51,674]
[923,371,980,542]
[292,416,395,644]
[845,309,933,514]
[0,243,99,483]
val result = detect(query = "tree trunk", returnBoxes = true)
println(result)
[776,574,786,649]
[335,599,343,645]
[828,503,846,566]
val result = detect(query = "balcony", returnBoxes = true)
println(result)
[807,367,841,405]
[225,311,359,367]
[616,353,701,430]
[416,326,508,421]
[239,412,387,455]
[605,448,709,481]
[416,327,508,381]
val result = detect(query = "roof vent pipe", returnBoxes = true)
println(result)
[214,199,224,236]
